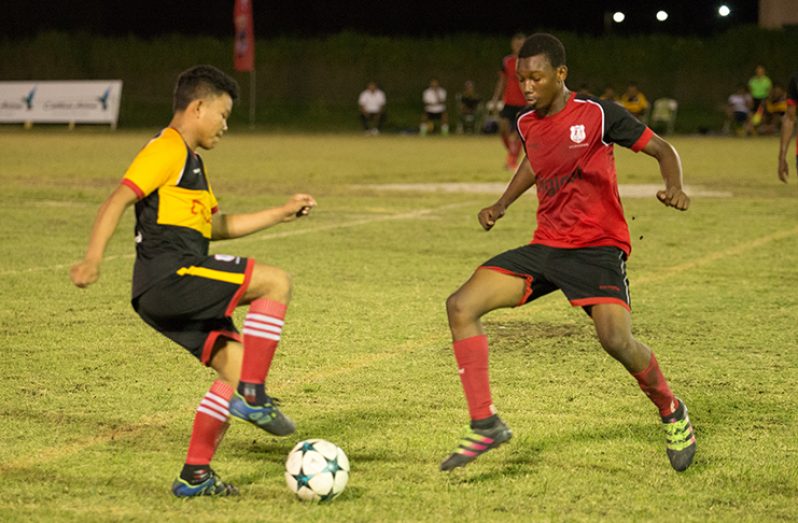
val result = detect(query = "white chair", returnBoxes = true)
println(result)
[651,98,678,134]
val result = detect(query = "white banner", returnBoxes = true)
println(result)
[0,80,123,128]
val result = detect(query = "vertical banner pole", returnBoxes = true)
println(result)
[250,69,256,128]
[234,0,256,127]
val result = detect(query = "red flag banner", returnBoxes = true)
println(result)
[233,0,255,72]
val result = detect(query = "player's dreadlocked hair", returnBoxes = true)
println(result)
[173,64,240,112]
[518,33,567,68]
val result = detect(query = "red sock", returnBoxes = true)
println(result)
[185,380,234,465]
[240,299,286,385]
[632,352,677,417]
[508,138,522,157]
[453,335,495,420]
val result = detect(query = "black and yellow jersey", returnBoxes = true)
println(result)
[121,127,219,298]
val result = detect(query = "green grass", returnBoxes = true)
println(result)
[1,129,797,522]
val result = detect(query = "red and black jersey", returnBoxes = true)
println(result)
[789,72,798,156]
[787,72,798,107]
[501,55,527,107]
[515,92,654,256]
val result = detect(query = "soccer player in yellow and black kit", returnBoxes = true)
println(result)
[70,65,317,497]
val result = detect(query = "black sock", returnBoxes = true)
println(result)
[237,381,266,404]
[471,414,498,430]
[180,464,211,484]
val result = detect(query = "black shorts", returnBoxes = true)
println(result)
[425,111,444,120]
[500,104,525,121]
[132,254,254,365]
[481,244,631,311]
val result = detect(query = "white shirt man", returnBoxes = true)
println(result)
[359,82,386,134]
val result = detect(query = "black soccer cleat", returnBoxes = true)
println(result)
[662,397,697,472]
[440,417,513,471]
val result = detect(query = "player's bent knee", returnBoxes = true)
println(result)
[446,292,477,326]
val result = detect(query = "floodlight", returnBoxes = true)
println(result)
[656,10,668,22]
[718,5,731,17]
[613,11,625,23]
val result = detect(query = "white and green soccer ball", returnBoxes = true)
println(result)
[285,439,350,501]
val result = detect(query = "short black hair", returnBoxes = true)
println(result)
[518,33,566,68]
[173,65,239,112]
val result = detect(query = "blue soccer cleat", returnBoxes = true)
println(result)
[171,469,238,497]
[229,392,296,436]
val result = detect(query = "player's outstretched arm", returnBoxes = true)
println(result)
[478,157,536,230]
[70,184,138,288]
[212,193,317,240]
[641,134,690,211]
[778,105,796,183]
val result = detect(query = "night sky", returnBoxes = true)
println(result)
[2,0,759,38]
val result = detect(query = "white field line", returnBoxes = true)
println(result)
[356,183,733,198]
[0,201,476,277]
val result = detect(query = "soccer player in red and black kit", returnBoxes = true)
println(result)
[777,72,798,182]
[490,33,528,170]
[440,34,696,473]
[70,65,317,496]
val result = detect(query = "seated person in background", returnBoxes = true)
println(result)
[759,83,787,135]
[358,81,386,135]
[619,82,650,121]
[576,83,592,97]
[457,80,482,134]
[725,84,753,136]
[420,78,449,136]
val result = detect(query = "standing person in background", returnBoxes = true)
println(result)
[777,72,797,182]
[490,33,527,170]
[358,81,387,135]
[748,65,772,115]
[420,78,449,136]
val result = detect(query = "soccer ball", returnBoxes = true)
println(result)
[285,439,350,501]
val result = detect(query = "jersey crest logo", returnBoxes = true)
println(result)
[570,124,586,144]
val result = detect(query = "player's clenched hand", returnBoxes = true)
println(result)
[282,193,317,221]
[70,260,100,288]
[656,187,690,211]
[778,157,790,183]
[478,202,506,230]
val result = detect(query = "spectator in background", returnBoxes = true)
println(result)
[619,82,650,121]
[457,80,482,134]
[725,83,753,136]
[490,33,527,170]
[777,72,797,183]
[420,78,449,136]
[748,65,772,115]
[358,81,386,135]
[758,83,787,135]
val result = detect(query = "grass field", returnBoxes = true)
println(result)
[1,129,797,522]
